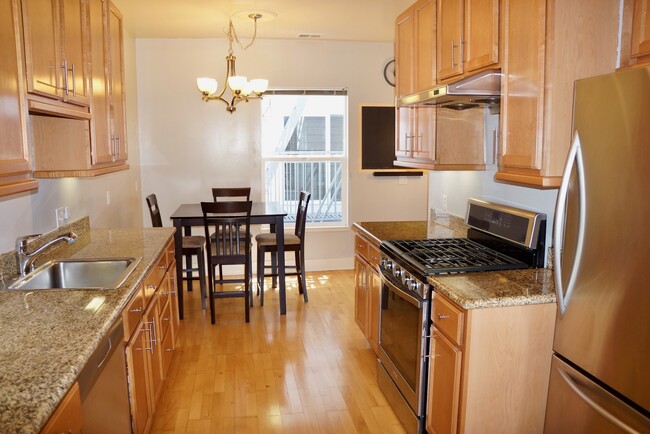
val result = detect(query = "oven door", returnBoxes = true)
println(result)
[378,271,430,417]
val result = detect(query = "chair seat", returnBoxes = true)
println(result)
[255,233,301,247]
[182,235,206,250]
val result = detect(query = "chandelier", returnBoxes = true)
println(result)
[196,13,270,113]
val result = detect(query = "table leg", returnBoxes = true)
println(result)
[173,220,184,319]
[276,216,286,315]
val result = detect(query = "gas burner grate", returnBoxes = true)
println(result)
[386,238,527,275]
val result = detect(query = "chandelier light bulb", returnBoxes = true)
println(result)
[241,81,254,96]
[250,79,269,94]
[196,77,218,95]
[228,75,247,91]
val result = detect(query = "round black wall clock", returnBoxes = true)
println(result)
[383,59,395,87]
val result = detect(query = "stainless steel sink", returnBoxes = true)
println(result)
[8,257,141,290]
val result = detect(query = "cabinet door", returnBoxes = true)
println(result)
[396,7,415,98]
[412,106,436,161]
[414,0,436,92]
[464,0,499,72]
[125,323,152,434]
[367,268,381,354]
[498,0,546,173]
[145,296,164,404]
[88,0,113,164]
[108,2,127,162]
[0,0,37,197]
[437,0,464,81]
[426,330,462,434]
[21,0,60,98]
[631,0,650,60]
[60,0,89,106]
[396,106,414,158]
[354,256,369,334]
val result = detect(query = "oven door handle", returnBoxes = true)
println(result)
[381,273,422,308]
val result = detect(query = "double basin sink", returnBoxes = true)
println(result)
[8,257,141,291]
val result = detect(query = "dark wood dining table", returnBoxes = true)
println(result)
[170,202,288,319]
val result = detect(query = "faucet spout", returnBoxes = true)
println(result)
[16,232,78,277]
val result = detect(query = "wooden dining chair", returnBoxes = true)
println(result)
[211,187,252,281]
[255,191,311,306]
[201,200,253,324]
[146,194,208,309]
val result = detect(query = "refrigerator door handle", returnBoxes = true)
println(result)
[554,131,586,316]
[556,366,643,434]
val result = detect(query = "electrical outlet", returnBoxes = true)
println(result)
[106,190,111,205]
[399,176,408,185]
[55,207,67,228]
[442,194,448,212]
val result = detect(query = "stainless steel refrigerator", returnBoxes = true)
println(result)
[546,66,650,432]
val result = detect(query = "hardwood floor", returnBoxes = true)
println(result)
[151,270,406,434]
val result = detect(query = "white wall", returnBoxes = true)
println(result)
[0,15,142,253]
[136,38,429,270]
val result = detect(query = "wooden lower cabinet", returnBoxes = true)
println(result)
[40,382,82,434]
[124,238,179,434]
[126,322,153,434]
[426,291,556,433]
[353,233,381,354]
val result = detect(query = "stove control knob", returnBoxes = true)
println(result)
[410,280,422,292]
[393,267,403,278]
[381,258,394,270]
[403,274,413,286]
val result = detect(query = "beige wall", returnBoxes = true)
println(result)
[136,37,429,270]
[0,11,143,253]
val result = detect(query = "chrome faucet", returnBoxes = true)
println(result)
[15,232,78,277]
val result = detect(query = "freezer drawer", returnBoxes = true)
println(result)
[544,356,650,434]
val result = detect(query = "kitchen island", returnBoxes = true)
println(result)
[0,218,175,433]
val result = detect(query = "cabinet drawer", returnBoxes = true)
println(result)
[354,235,369,259]
[123,285,145,341]
[432,293,464,345]
[143,253,167,305]
[368,243,381,269]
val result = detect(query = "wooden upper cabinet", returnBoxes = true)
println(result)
[395,7,414,98]
[0,0,38,197]
[437,0,499,82]
[21,0,90,107]
[497,0,619,188]
[414,0,436,92]
[464,0,500,72]
[396,0,436,98]
[437,0,463,80]
[108,2,127,163]
[630,0,650,63]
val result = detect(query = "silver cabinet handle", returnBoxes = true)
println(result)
[71,62,76,96]
[61,60,69,95]
[554,132,586,316]
[437,314,450,320]
[130,307,142,313]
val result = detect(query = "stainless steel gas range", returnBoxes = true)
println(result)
[376,199,547,434]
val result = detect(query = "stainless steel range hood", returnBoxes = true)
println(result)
[398,68,501,110]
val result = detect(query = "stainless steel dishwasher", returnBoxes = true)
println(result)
[78,318,132,433]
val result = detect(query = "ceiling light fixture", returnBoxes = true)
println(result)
[196,13,271,113]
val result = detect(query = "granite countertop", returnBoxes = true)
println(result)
[0,223,174,434]
[353,217,556,310]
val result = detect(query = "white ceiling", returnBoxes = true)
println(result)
[113,0,412,42]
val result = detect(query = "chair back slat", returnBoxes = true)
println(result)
[212,187,251,202]
[294,191,311,240]
[146,194,163,228]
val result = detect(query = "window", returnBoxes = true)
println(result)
[261,90,348,226]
